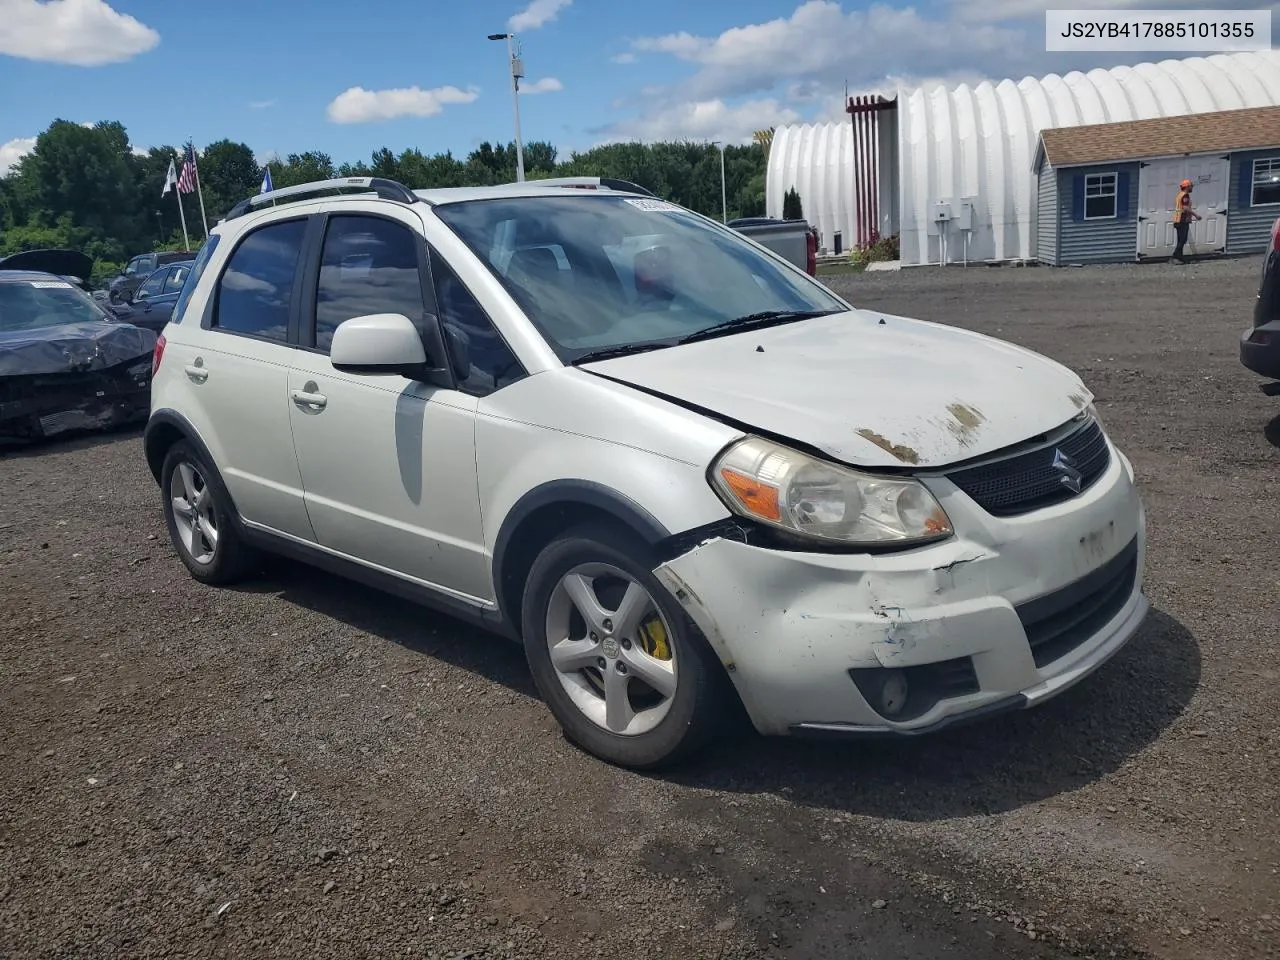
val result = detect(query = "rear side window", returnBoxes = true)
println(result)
[163,264,190,294]
[136,268,168,299]
[313,215,425,351]
[170,235,220,325]
[213,220,306,341]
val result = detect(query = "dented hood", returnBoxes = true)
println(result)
[579,309,1092,469]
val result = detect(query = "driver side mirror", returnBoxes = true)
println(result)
[133,288,150,302]
[331,312,434,377]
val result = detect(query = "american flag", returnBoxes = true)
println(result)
[177,143,197,194]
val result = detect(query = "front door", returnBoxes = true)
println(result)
[285,209,490,602]
[1137,155,1230,258]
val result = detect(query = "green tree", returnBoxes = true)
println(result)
[783,187,804,221]
[197,140,262,223]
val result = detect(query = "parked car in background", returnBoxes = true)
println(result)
[107,250,195,304]
[0,260,156,442]
[1241,216,1280,396]
[728,217,819,276]
[144,175,1148,770]
[0,248,96,292]
[107,258,194,333]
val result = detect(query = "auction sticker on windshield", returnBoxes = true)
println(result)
[29,281,73,289]
[625,198,683,213]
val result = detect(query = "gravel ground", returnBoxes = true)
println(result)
[2,255,1278,960]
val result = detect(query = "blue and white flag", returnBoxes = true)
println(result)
[260,166,273,194]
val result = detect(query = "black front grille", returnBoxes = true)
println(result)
[1015,537,1139,668]
[947,419,1110,517]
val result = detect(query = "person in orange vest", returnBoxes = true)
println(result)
[1172,178,1201,264]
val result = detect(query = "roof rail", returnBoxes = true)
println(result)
[223,177,418,222]
[513,176,657,198]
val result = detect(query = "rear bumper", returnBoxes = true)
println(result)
[1241,320,1280,380]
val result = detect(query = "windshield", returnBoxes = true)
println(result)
[433,195,848,360]
[0,278,110,332]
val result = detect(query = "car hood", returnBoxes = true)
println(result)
[0,322,156,377]
[578,309,1093,469]
[0,249,93,283]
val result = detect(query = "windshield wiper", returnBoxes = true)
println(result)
[571,341,673,365]
[676,310,834,345]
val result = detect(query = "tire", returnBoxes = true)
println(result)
[160,439,257,585]
[520,522,731,769]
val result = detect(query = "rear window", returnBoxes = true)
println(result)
[0,279,109,332]
[170,236,220,325]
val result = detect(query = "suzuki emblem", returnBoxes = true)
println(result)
[1051,448,1084,494]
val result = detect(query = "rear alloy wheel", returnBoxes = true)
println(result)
[160,440,255,585]
[521,524,730,768]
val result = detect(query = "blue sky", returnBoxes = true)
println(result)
[0,0,1273,174]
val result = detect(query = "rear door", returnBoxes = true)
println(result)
[164,216,317,541]
[284,207,491,599]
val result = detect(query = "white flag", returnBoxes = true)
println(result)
[162,158,178,196]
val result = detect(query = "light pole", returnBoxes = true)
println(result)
[711,141,727,222]
[488,32,526,182]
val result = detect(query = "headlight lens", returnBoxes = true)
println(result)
[710,437,953,546]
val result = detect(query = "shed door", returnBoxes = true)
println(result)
[1137,156,1230,257]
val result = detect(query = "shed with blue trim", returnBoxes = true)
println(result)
[1032,105,1280,267]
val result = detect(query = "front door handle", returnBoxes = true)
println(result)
[184,362,208,383]
[291,389,328,410]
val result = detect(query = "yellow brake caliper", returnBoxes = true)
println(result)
[637,616,672,661]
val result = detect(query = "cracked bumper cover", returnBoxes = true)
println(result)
[653,446,1148,737]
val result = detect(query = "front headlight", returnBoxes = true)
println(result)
[710,436,953,546]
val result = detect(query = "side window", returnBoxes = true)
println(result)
[136,268,168,298]
[170,234,220,325]
[124,257,146,277]
[430,250,526,394]
[213,219,306,341]
[314,215,425,352]
[164,264,190,294]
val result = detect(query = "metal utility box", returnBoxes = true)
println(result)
[958,196,977,232]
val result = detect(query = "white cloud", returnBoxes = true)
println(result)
[131,145,147,156]
[0,136,35,175]
[508,0,572,32]
[629,2,1026,103]
[522,76,563,94]
[611,52,637,65]
[326,84,480,124]
[0,0,159,66]
[249,99,276,110]
[950,0,1210,22]
[599,98,803,145]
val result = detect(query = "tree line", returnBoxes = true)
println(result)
[0,119,770,286]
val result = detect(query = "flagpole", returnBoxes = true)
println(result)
[175,186,190,250]
[189,139,210,240]
[163,155,191,250]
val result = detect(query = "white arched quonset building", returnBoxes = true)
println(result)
[767,50,1280,266]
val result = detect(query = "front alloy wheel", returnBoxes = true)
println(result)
[545,562,679,737]
[521,524,731,769]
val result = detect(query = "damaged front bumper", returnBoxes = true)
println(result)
[654,446,1148,737]
[0,357,153,440]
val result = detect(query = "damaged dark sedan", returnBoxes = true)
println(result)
[0,265,156,442]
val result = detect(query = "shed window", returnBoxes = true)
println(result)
[1252,157,1280,206]
[1083,173,1118,219]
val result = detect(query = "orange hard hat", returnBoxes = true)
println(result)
[1180,179,1193,189]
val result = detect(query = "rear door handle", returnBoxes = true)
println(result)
[291,389,328,410]
[184,363,208,383]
